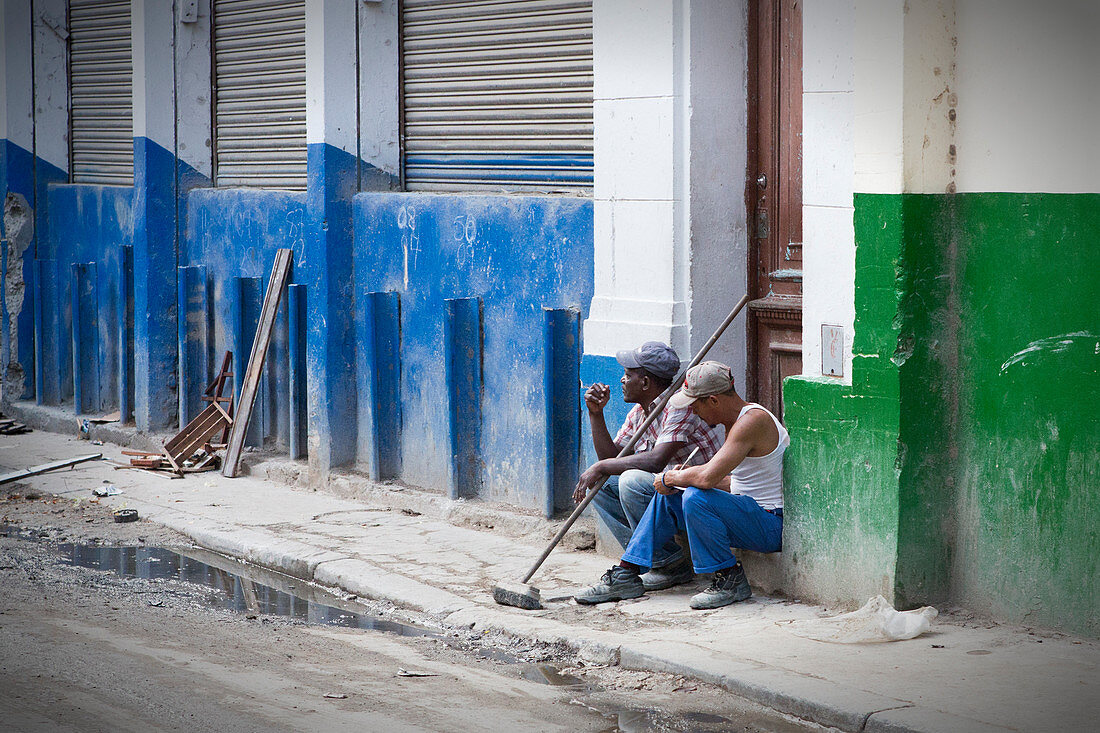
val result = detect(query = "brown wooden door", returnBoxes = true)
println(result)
[747,0,803,419]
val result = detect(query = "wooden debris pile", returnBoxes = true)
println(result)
[122,352,235,476]
[120,247,293,480]
[0,417,31,435]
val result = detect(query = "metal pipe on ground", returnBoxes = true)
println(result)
[0,454,103,486]
[493,294,751,610]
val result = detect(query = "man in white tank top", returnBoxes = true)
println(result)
[575,361,788,609]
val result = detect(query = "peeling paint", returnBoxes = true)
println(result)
[999,332,1100,374]
[2,192,33,401]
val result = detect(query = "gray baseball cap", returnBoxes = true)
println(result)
[615,341,681,381]
[668,361,735,408]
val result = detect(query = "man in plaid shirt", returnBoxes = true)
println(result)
[572,342,722,597]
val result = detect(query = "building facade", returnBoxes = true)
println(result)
[1,0,1096,637]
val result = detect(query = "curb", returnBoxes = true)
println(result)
[139,503,995,733]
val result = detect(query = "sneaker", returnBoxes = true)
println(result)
[574,566,645,605]
[689,563,752,609]
[641,559,695,591]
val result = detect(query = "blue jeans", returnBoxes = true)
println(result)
[592,469,684,568]
[622,487,783,573]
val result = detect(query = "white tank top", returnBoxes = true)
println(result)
[729,404,789,510]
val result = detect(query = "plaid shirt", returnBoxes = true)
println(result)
[615,404,723,470]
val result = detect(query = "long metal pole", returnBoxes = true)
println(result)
[0,454,102,486]
[521,294,751,584]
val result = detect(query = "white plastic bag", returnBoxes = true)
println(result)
[783,595,938,643]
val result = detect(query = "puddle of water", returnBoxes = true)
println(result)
[1,524,438,638]
[521,664,585,688]
[58,541,443,637]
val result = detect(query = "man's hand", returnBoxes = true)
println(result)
[654,464,688,496]
[572,464,607,504]
[584,383,611,414]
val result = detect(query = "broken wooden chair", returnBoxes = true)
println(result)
[148,353,235,475]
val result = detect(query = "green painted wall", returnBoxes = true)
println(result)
[895,195,958,608]
[782,195,905,607]
[784,193,1100,637]
[951,194,1099,636]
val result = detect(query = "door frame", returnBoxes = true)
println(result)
[745,0,803,418]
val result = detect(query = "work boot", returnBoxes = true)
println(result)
[689,563,752,609]
[641,558,695,591]
[574,566,645,605]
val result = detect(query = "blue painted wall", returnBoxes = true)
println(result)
[43,183,134,411]
[0,140,35,199]
[303,143,359,472]
[579,354,632,470]
[184,187,308,447]
[132,137,183,431]
[1,141,65,401]
[355,192,593,508]
[1,141,37,399]
[14,134,599,515]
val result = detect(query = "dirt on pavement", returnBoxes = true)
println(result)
[0,485,831,733]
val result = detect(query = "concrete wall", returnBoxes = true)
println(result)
[1,0,37,402]
[954,0,1099,193]
[784,0,1100,637]
[584,0,748,380]
[6,0,1094,635]
[354,193,593,509]
[944,0,1100,635]
[801,0,856,382]
[41,184,134,413]
[1,0,596,518]
[182,189,307,447]
[582,0,750,492]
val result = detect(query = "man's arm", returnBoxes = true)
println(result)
[572,440,688,503]
[659,412,770,491]
[585,383,619,460]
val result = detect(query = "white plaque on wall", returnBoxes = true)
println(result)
[822,324,843,377]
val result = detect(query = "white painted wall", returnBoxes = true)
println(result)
[801,0,1099,383]
[853,0,904,194]
[305,0,358,153]
[0,0,34,151]
[132,0,175,152]
[174,0,212,177]
[358,0,400,178]
[801,0,859,381]
[954,0,1100,193]
[31,0,69,174]
[587,0,684,355]
[586,0,749,382]
[903,0,956,194]
[685,0,749,380]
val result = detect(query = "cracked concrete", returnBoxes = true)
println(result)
[2,192,33,403]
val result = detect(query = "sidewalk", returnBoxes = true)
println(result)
[2,421,1096,733]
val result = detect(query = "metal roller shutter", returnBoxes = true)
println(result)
[69,0,133,185]
[401,0,593,193]
[213,0,306,190]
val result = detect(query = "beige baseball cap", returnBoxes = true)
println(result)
[668,361,735,408]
